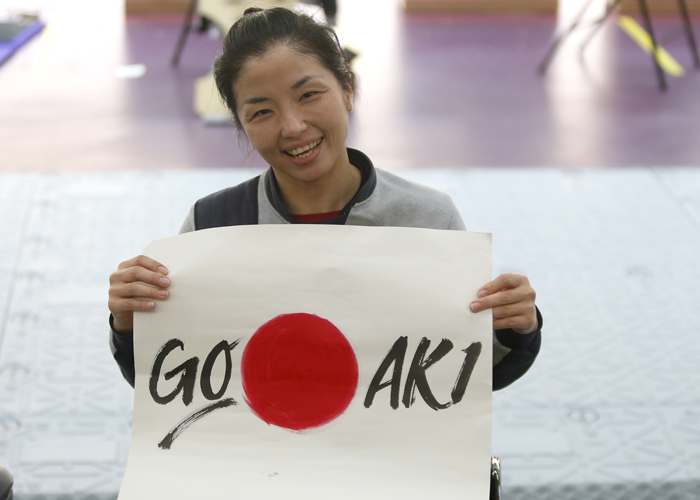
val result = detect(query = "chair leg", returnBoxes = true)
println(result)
[677,0,700,68]
[579,0,621,57]
[537,0,599,74]
[638,0,667,90]
[171,0,197,67]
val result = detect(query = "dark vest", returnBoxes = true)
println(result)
[194,176,260,229]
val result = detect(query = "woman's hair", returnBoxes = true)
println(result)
[214,7,355,129]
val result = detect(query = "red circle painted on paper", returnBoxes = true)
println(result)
[241,313,359,432]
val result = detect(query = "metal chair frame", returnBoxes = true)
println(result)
[171,0,198,67]
[538,0,700,91]
[490,457,502,500]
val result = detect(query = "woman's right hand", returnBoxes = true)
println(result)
[108,255,170,335]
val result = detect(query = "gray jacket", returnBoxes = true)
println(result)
[110,148,541,389]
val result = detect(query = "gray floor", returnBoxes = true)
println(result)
[1,167,699,499]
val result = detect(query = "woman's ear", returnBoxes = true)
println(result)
[344,86,354,112]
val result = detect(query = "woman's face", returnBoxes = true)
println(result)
[234,45,353,187]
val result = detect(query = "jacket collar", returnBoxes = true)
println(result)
[264,148,377,224]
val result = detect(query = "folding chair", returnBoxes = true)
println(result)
[538,0,700,91]
[171,0,297,67]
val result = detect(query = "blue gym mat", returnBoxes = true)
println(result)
[0,20,45,66]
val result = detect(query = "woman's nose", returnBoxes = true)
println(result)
[280,109,307,138]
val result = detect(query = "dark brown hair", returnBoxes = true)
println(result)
[214,7,355,129]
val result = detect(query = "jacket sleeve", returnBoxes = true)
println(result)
[109,314,135,387]
[444,206,541,389]
[492,306,542,390]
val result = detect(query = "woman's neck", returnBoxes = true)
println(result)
[274,157,361,215]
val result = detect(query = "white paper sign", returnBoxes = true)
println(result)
[118,225,493,500]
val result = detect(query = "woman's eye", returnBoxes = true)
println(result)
[253,109,271,118]
[301,91,317,100]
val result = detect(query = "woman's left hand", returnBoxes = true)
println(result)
[470,273,538,334]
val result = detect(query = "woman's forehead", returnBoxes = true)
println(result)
[237,46,331,91]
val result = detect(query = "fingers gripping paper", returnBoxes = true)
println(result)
[119,225,493,500]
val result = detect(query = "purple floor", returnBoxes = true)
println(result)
[1,8,700,170]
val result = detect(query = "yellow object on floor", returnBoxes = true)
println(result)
[618,15,685,76]
[194,73,233,125]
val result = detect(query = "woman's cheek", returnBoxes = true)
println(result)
[247,125,271,153]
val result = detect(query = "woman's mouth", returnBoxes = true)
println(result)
[284,138,323,160]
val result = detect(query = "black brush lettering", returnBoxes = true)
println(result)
[158,398,237,450]
[402,337,453,410]
[200,339,240,400]
[451,342,482,404]
[150,339,199,406]
[364,336,408,409]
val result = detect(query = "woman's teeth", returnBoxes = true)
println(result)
[287,139,321,158]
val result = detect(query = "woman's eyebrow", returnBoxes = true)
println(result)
[244,96,270,105]
[291,75,321,89]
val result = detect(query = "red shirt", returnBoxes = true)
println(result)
[289,210,342,223]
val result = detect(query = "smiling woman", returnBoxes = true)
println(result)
[232,44,358,215]
[107,7,543,393]
[214,7,359,215]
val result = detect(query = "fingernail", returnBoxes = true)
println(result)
[470,302,481,312]
[159,266,168,275]
[478,289,488,298]
[158,290,169,298]
[147,301,156,309]
[159,277,171,286]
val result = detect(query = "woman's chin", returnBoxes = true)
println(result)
[276,164,330,185]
